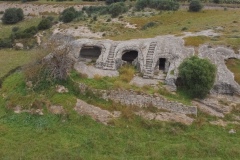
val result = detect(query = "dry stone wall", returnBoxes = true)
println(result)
[78,83,197,115]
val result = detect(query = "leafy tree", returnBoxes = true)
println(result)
[178,56,216,98]
[105,0,126,5]
[1,8,24,24]
[59,7,83,23]
[135,0,179,11]
[38,18,52,30]
[108,2,128,17]
[189,0,203,12]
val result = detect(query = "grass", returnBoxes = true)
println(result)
[0,69,240,159]
[0,98,240,159]
[0,49,35,78]
[184,36,211,47]
[0,17,42,39]
[104,10,240,42]
[226,58,240,84]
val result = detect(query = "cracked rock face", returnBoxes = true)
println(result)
[199,45,240,95]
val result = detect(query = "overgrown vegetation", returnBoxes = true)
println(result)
[59,7,83,23]
[189,0,203,12]
[135,0,180,11]
[0,69,240,159]
[1,8,24,24]
[82,2,128,18]
[178,56,217,98]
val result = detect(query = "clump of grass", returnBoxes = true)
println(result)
[119,65,135,82]
[184,36,210,47]
[93,74,102,80]
[141,22,157,30]
[225,58,240,84]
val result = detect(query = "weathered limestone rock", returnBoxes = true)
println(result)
[65,35,240,96]
[199,45,240,95]
[74,99,121,125]
[78,83,197,115]
[135,111,194,125]
[15,43,24,50]
[56,85,69,93]
[48,105,65,115]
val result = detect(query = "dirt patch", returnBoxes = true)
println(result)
[0,3,83,16]
[53,26,104,38]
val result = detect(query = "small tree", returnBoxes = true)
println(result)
[1,8,24,24]
[108,2,128,17]
[189,0,203,12]
[178,56,216,98]
[38,18,52,30]
[23,43,73,91]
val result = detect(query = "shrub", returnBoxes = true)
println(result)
[0,38,12,48]
[178,56,216,98]
[213,0,220,3]
[1,8,24,24]
[135,0,149,11]
[105,0,126,5]
[12,26,38,39]
[12,26,20,32]
[135,0,179,11]
[59,7,83,23]
[189,0,203,12]
[38,18,52,30]
[108,2,128,17]
[23,45,73,91]
[142,22,157,30]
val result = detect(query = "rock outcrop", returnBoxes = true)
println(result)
[67,36,240,95]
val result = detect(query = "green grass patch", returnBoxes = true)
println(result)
[0,49,35,78]
[0,17,41,39]
[226,58,240,84]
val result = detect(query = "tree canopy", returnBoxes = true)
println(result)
[178,56,216,98]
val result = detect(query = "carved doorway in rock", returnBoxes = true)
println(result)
[122,50,138,64]
[79,46,101,60]
[159,58,166,70]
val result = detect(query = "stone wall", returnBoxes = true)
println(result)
[79,83,197,115]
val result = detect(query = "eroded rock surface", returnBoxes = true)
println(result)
[199,45,240,95]
[135,111,194,125]
[66,35,240,96]
[74,99,121,125]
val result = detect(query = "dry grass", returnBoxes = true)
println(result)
[225,59,240,84]
[106,10,240,40]
[183,36,211,47]
[119,65,135,82]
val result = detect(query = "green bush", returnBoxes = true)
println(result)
[189,0,203,12]
[1,8,24,24]
[141,22,157,30]
[108,2,128,17]
[59,7,83,23]
[135,0,179,11]
[0,38,12,48]
[178,56,216,98]
[38,18,52,30]
[13,26,38,39]
[105,0,126,5]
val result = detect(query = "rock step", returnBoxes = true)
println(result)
[144,41,158,78]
